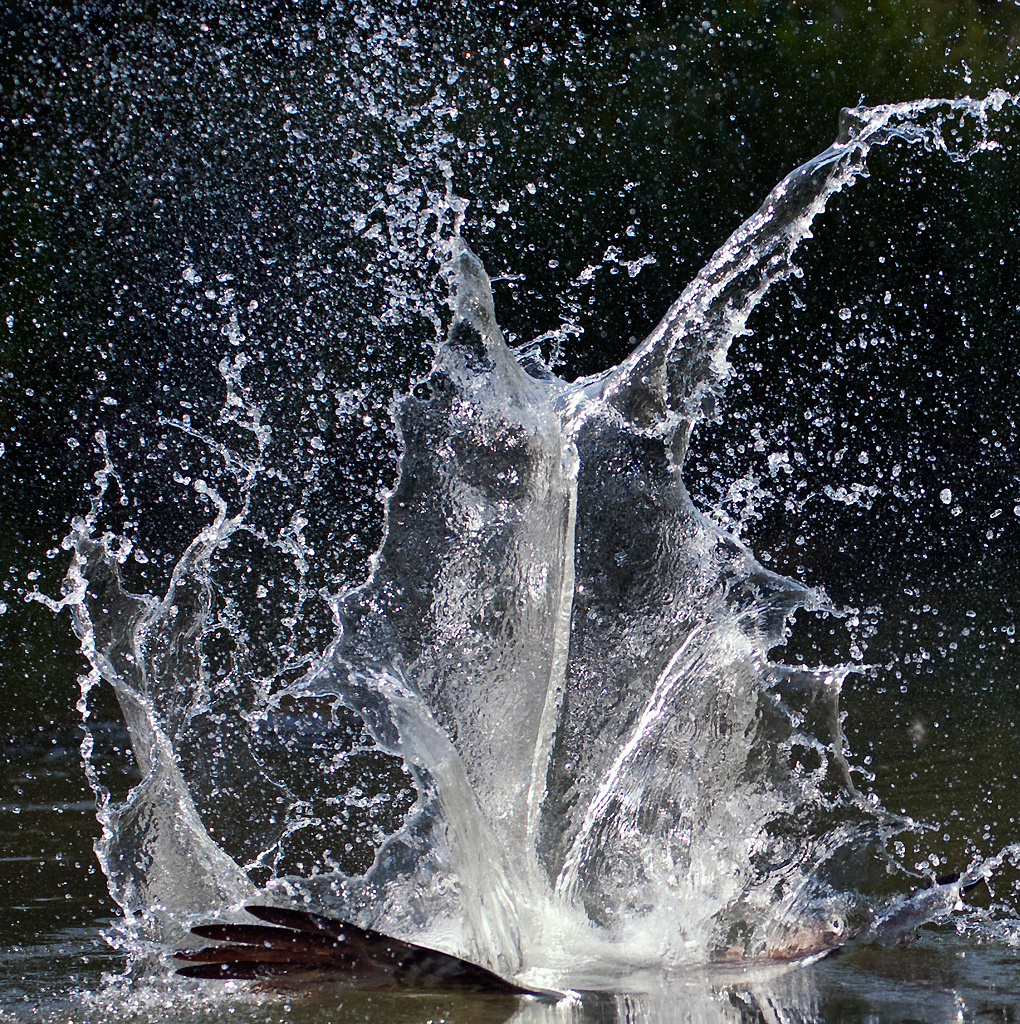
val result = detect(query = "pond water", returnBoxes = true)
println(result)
[3,3,1020,1022]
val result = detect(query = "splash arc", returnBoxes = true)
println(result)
[48,92,1020,990]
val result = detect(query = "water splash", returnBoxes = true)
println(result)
[41,91,1020,989]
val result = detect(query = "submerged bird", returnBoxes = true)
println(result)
[175,870,988,993]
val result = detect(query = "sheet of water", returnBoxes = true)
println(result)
[29,93,1019,996]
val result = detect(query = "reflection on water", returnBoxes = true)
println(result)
[1,728,122,945]
[3,915,1020,1024]
[3,726,1017,1021]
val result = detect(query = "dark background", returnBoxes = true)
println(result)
[4,0,1019,726]
[2,0,1019,945]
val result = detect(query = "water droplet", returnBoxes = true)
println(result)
[838,307,851,321]
[940,488,953,504]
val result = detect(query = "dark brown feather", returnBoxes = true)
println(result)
[244,904,350,937]
[175,904,534,995]
[188,923,347,953]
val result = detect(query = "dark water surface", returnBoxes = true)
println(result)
[3,2,1020,1021]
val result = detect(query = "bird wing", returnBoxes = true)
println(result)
[175,904,533,994]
